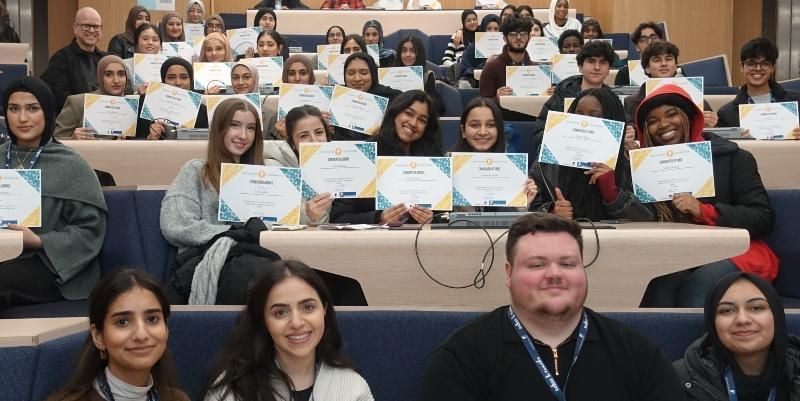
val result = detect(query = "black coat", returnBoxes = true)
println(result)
[107,33,135,60]
[717,81,800,128]
[40,39,105,111]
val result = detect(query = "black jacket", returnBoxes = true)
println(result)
[674,335,800,401]
[532,76,611,139]
[40,39,105,111]
[615,65,630,86]
[716,81,800,128]
[623,83,714,124]
[253,0,309,8]
[107,33,135,60]
[134,93,209,139]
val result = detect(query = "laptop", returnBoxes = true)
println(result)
[0,43,28,64]
[177,128,209,140]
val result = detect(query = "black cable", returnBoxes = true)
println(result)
[574,217,601,268]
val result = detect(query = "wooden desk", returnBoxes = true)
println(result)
[736,140,800,190]
[259,223,749,308]
[0,229,23,262]
[0,317,87,347]
[499,95,548,116]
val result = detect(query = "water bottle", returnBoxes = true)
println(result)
[275,0,282,9]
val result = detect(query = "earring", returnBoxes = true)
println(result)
[99,347,107,360]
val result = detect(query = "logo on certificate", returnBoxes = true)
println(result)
[258,169,267,179]
[666,150,674,158]
[110,99,116,105]
[303,88,310,94]
[410,161,417,169]
[485,158,493,166]
[580,120,589,128]
[335,148,343,156]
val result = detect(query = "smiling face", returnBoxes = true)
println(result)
[166,17,183,40]
[258,35,281,57]
[163,64,191,90]
[286,62,311,84]
[394,100,429,146]
[345,59,372,91]
[464,14,479,31]
[645,53,677,78]
[342,39,362,54]
[90,287,168,387]
[645,104,688,146]
[579,56,610,87]
[187,3,203,23]
[742,57,774,89]
[715,279,775,365]
[554,0,569,21]
[583,25,599,39]
[363,27,380,45]
[223,109,257,162]
[461,106,498,151]
[231,65,256,94]
[102,63,128,96]
[264,276,326,367]
[259,13,276,32]
[290,116,329,151]
[400,41,417,66]
[203,39,227,62]
[136,27,161,54]
[73,8,103,50]
[6,92,45,148]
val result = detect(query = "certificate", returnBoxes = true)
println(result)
[327,85,388,136]
[378,66,424,92]
[205,93,263,129]
[475,32,504,59]
[628,60,648,86]
[299,141,377,199]
[218,164,302,225]
[366,44,380,66]
[550,54,579,84]
[564,97,575,111]
[227,27,260,56]
[646,77,704,108]
[278,83,333,119]
[161,42,195,62]
[133,53,168,85]
[247,57,283,89]
[376,156,452,210]
[506,65,551,96]
[326,53,350,85]
[526,37,559,63]
[451,153,528,207]
[193,62,233,90]
[140,82,203,128]
[184,23,205,44]
[739,102,800,140]
[191,36,205,58]
[316,44,340,70]
[630,141,715,202]
[539,111,625,169]
[0,169,41,227]
[83,94,139,137]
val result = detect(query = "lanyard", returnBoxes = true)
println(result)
[723,367,776,401]
[507,306,588,401]
[96,371,159,401]
[4,142,45,170]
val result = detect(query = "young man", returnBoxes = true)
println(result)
[418,214,686,401]
[478,16,534,120]
[614,21,664,86]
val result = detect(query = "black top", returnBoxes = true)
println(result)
[418,307,687,401]
[615,65,630,86]
[291,386,314,401]
[40,38,106,112]
[107,33,135,60]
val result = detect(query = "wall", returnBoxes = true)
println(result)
[47,0,77,57]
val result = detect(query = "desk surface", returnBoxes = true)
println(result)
[0,317,88,347]
[259,223,749,308]
[0,229,23,263]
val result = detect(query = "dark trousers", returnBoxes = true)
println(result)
[640,259,739,308]
[0,255,63,311]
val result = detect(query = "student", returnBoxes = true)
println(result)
[321,0,366,10]
[199,32,233,62]
[251,30,284,59]
[204,260,374,401]
[530,18,544,37]
[204,14,225,35]
[107,5,150,59]
[45,269,188,401]
[186,0,205,24]
[330,90,441,224]
[0,77,107,311]
[558,29,583,54]
[717,37,800,134]
[55,55,131,139]
[674,272,800,400]
[479,16,535,121]
[581,19,603,40]
[326,25,346,44]
[135,58,209,139]
[543,0,582,39]
[269,54,318,139]
[458,14,500,89]
[500,4,518,23]
[441,10,478,66]
[253,8,277,33]
[341,34,367,55]
[362,20,395,67]
[265,106,335,225]
[123,23,161,94]
[632,84,777,308]
[394,35,437,75]
[159,12,185,42]
[615,21,664,86]
[517,5,533,20]
[230,61,278,135]
[0,2,20,43]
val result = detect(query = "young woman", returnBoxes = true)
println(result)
[458,14,500,88]
[199,32,233,62]
[450,98,538,212]
[531,17,544,37]
[252,30,284,59]
[517,5,533,20]
[500,4,517,23]
[45,269,188,401]
[543,0,582,39]
[268,55,319,139]
[362,20,395,67]
[230,61,279,138]
[394,35,435,74]
[55,55,131,139]
[558,29,583,54]
[123,23,161,94]
[341,34,367,55]
[204,260,373,401]
[204,14,225,35]
[186,0,205,24]
[159,12,185,42]
[265,106,335,225]
[107,5,150,59]
[254,8,277,33]
[441,10,478,66]
[326,25,346,45]
[0,77,106,311]
[581,19,604,40]
[632,85,777,307]
[330,90,441,224]
[674,272,800,400]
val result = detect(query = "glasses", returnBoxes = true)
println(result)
[207,23,222,29]
[507,31,530,39]
[743,60,774,70]
[76,23,102,32]
[636,34,659,44]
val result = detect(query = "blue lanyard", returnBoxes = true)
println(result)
[97,371,159,401]
[4,142,45,170]
[723,367,776,401]
[507,306,589,401]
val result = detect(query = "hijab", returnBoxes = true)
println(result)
[461,10,478,46]
[2,76,55,147]
[282,54,316,85]
[362,20,395,61]
[254,8,277,31]
[159,12,185,42]
[186,0,205,18]
[160,57,195,89]
[123,6,149,43]
[231,60,261,92]
[704,272,788,400]
[205,14,226,34]
[199,32,233,62]
[343,52,398,99]
[95,55,132,96]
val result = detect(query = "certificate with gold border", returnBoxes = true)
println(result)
[83,94,139,137]
[226,27,260,57]
[474,32,504,59]
[204,93,263,130]
[160,42,195,63]
[0,169,41,227]
[739,101,799,140]
[629,141,715,203]
[299,141,377,199]
[133,53,169,85]
[646,77,704,108]
[193,62,233,90]
[327,85,388,136]
[326,53,350,86]
[378,66,424,92]
[278,84,334,119]
[247,57,283,89]
[628,60,648,86]
[526,37,559,63]
[316,44,340,70]
[451,153,528,207]
[506,65,551,96]
[218,163,302,224]
[539,111,625,169]
[550,54,579,84]
[140,82,203,128]
[376,156,452,210]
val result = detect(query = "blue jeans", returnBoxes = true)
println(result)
[640,259,740,308]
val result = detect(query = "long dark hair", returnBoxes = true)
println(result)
[134,23,161,53]
[343,52,378,92]
[376,90,442,157]
[340,34,367,54]
[451,97,505,153]
[204,260,356,401]
[285,105,333,157]
[256,29,285,56]
[394,35,426,67]
[254,8,277,31]
[46,270,185,401]
[325,25,346,44]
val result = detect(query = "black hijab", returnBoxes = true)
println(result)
[704,272,788,401]
[2,76,55,147]
[343,52,400,100]
[254,8,277,31]
[461,10,477,45]
[160,57,195,90]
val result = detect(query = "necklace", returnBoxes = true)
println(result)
[15,148,34,169]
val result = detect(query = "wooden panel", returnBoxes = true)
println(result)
[78,0,190,52]
[731,0,764,86]
[48,0,79,57]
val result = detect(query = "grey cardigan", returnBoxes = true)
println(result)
[264,141,331,225]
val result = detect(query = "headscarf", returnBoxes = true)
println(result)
[230,60,260,93]
[186,0,205,18]
[362,20,395,61]
[123,6,149,43]
[160,57,194,89]
[159,12,185,42]
[199,32,233,62]
[343,52,400,100]
[2,76,55,146]
[479,14,500,32]
[204,14,226,34]
[95,55,131,96]
[703,272,788,400]
[461,10,478,46]
[282,54,316,85]
[254,8,277,31]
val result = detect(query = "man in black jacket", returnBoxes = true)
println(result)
[40,7,105,112]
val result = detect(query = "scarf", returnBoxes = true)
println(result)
[254,8,277,31]
[159,12,185,42]
[362,20,395,61]
[160,57,195,89]
[461,10,477,45]
[95,55,131,95]
[123,6,148,43]
[231,60,261,92]
[282,54,316,84]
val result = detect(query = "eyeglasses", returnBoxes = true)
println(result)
[328,32,343,38]
[76,23,102,32]
[507,31,530,39]
[207,23,222,29]
[743,60,774,70]
[636,34,659,44]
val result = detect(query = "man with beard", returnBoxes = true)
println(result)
[478,16,533,118]
[417,213,686,401]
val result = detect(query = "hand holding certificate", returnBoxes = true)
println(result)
[299,141,377,199]
[538,111,625,169]
[376,156,452,210]
[475,32,504,59]
[193,62,233,90]
[218,164,302,225]
[738,101,800,140]
[0,169,41,227]
[646,77,704,108]
[83,94,139,137]
[327,85,388,136]
[629,141,715,202]
[452,153,529,207]
[247,57,284,89]
[227,27,261,57]
[506,66,551,96]
[140,82,203,128]
[278,84,333,119]
[378,66,424,92]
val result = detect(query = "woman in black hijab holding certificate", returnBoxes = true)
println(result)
[0,76,107,311]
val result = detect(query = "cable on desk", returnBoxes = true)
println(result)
[574,217,601,268]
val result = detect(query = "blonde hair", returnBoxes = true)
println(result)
[199,32,233,62]
[202,98,264,192]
